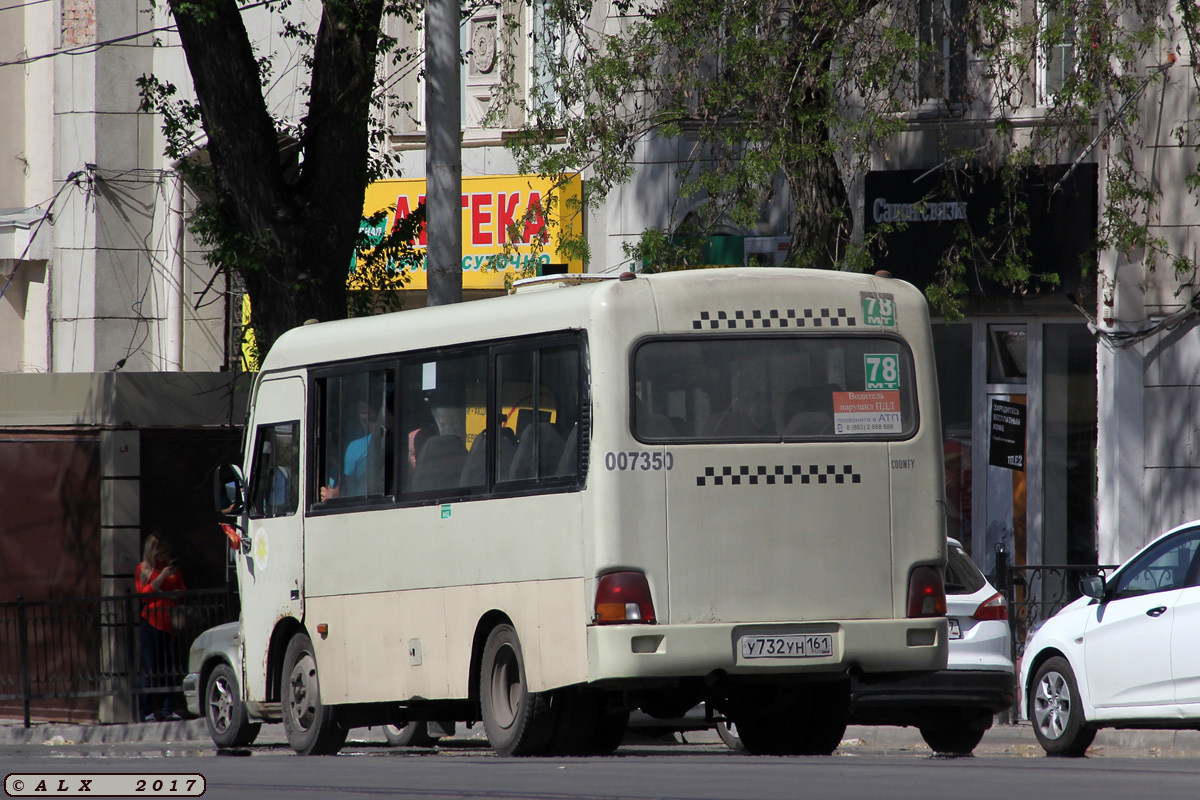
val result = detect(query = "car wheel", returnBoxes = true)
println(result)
[383,722,437,747]
[480,624,556,756]
[918,719,986,755]
[716,720,744,752]
[1031,656,1096,757]
[204,663,261,748]
[282,631,348,756]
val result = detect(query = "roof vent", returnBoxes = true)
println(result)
[509,274,619,294]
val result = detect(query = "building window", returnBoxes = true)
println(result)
[987,324,1028,384]
[1037,5,1076,103]
[528,0,567,122]
[916,0,967,104]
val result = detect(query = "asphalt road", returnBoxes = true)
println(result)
[5,738,1200,800]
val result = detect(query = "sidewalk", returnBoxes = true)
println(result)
[4,717,1200,757]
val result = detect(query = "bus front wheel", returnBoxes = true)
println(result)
[480,624,556,756]
[282,631,348,756]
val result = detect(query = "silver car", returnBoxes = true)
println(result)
[183,622,279,747]
[184,621,452,749]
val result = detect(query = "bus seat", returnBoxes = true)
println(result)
[411,435,467,493]
[783,411,834,436]
[508,422,563,481]
[701,408,759,437]
[637,403,675,438]
[459,430,517,487]
[554,425,578,476]
[782,384,840,436]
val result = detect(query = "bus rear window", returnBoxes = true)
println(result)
[632,335,918,441]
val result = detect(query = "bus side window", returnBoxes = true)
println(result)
[497,343,580,482]
[248,422,299,518]
[400,352,485,496]
[317,370,395,502]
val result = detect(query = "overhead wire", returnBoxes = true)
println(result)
[0,171,87,303]
[0,0,279,68]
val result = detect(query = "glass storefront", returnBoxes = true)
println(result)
[932,320,1097,575]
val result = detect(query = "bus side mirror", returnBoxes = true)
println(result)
[215,464,246,517]
[1079,575,1106,601]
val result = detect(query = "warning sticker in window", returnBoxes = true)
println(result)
[833,391,903,435]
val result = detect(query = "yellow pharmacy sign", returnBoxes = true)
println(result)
[357,174,583,290]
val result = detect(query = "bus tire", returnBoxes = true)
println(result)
[735,683,848,756]
[480,624,556,756]
[549,690,628,755]
[383,722,436,747]
[919,718,987,755]
[716,720,744,752]
[282,632,348,756]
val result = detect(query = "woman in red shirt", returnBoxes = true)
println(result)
[135,533,186,722]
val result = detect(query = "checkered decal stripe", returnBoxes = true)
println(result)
[692,308,856,330]
[696,464,862,487]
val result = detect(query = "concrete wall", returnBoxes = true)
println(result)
[1096,33,1200,563]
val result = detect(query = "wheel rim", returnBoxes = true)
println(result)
[287,651,319,733]
[207,675,234,733]
[1034,669,1071,740]
[488,643,521,730]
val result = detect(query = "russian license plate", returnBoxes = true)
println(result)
[740,634,833,659]
[948,619,962,640]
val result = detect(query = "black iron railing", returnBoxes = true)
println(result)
[991,546,1117,722]
[0,588,235,727]
[993,548,1117,662]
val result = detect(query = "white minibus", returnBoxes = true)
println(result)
[218,267,949,756]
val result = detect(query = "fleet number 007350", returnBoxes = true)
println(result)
[604,451,673,471]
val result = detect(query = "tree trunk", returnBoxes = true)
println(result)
[785,142,852,269]
[168,0,384,355]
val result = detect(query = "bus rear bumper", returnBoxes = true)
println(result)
[586,618,948,683]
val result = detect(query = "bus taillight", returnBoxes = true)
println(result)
[594,572,657,624]
[906,566,947,618]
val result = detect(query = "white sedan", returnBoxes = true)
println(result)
[1021,519,1200,756]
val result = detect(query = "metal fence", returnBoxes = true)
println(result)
[0,588,235,727]
[993,549,1118,663]
[991,548,1118,723]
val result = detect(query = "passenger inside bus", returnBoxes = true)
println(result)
[321,399,392,500]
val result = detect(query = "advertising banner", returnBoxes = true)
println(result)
[357,174,584,290]
[988,398,1026,471]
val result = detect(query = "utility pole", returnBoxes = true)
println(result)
[425,0,463,306]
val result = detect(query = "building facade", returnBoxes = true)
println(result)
[1,0,1198,648]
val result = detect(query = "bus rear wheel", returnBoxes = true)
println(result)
[733,682,849,756]
[549,690,628,755]
[282,632,347,756]
[480,624,556,756]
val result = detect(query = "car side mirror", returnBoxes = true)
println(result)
[214,464,246,517]
[1079,575,1106,600]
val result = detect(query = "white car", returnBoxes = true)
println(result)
[847,537,1014,754]
[1021,519,1200,756]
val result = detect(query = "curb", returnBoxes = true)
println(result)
[0,719,208,746]
[5,718,1200,757]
